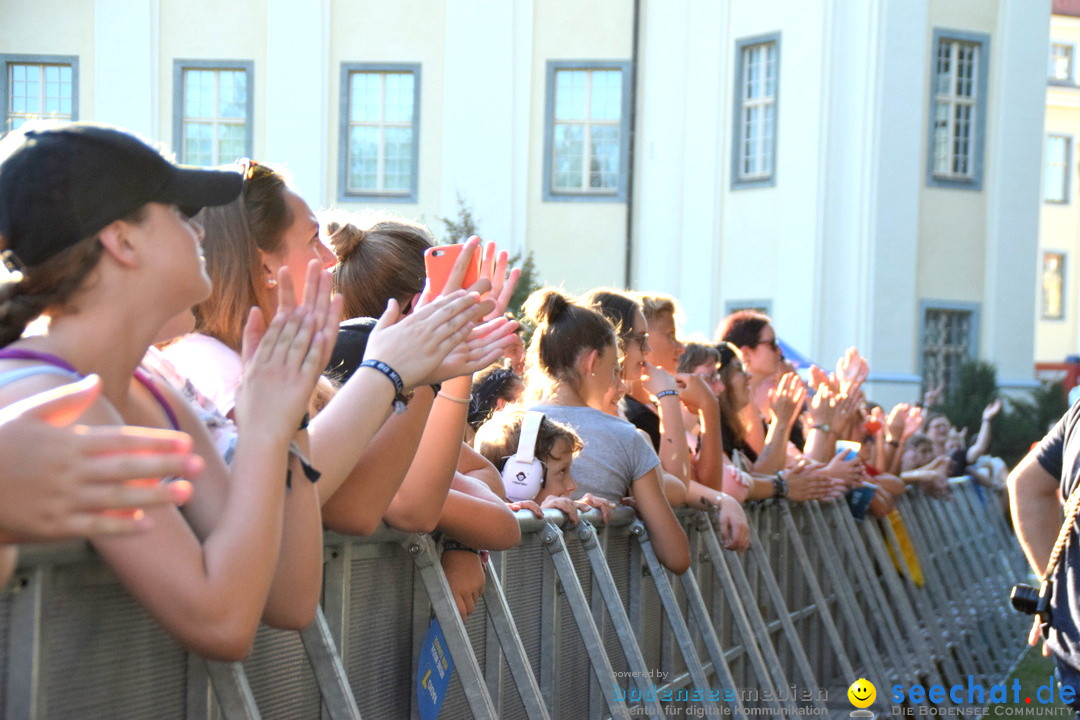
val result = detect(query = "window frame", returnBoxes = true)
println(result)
[723,299,773,318]
[0,54,79,132]
[1050,41,1076,86]
[731,33,781,190]
[542,60,633,203]
[926,29,990,191]
[338,62,421,203]
[1044,133,1073,205]
[917,300,980,397]
[172,59,255,166]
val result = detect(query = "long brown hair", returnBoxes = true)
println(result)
[328,213,431,320]
[193,162,292,351]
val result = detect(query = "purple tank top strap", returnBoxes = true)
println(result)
[0,348,79,373]
[0,347,181,431]
[133,369,181,431]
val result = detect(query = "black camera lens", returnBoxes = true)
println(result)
[1011,584,1040,615]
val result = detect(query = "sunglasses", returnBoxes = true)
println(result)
[754,337,780,351]
[624,331,649,351]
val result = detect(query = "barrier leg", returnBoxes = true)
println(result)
[298,608,362,720]
[404,533,499,720]
[737,516,827,713]
[630,521,735,718]
[777,504,856,683]
[537,522,632,720]
[573,522,665,717]
[696,518,788,708]
[802,502,891,698]
[203,660,261,720]
[896,494,994,681]
[479,558,552,720]
[877,513,967,686]
[825,502,917,681]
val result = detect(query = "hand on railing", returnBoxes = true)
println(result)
[717,494,750,553]
[442,545,485,620]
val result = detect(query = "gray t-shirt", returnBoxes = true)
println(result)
[531,404,661,503]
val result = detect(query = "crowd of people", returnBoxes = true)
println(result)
[0,121,1011,662]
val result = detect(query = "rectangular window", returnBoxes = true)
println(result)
[543,61,631,202]
[1,55,78,132]
[1044,135,1071,204]
[340,64,420,202]
[921,304,978,398]
[928,30,989,190]
[1051,42,1074,83]
[173,61,253,167]
[732,35,779,189]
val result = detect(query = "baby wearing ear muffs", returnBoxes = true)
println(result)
[474,408,615,525]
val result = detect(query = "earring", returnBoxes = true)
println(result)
[266,275,278,289]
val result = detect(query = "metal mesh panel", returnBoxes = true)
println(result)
[40,570,186,719]
[241,625,320,718]
[346,551,414,720]
[438,594,489,719]
[555,540,593,717]
[0,584,12,713]
[640,570,663,673]
[500,542,547,720]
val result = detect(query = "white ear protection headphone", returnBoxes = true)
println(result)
[502,411,546,502]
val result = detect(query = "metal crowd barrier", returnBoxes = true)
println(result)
[1,477,1030,718]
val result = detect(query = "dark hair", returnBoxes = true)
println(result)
[713,341,755,460]
[0,205,149,348]
[523,288,617,394]
[193,162,292,350]
[579,288,640,342]
[329,214,432,320]
[468,364,522,430]
[715,310,771,349]
[677,342,719,374]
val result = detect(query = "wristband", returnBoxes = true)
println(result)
[442,540,480,555]
[772,472,787,499]
[811,424,831,434]
[656,389,679,400]
[360,359,411,413]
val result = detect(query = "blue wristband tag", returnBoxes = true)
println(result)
[417,617,454,720]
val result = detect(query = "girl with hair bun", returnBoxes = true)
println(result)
[523,288,691,573]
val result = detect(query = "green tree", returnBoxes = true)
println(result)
[437,194,542,318]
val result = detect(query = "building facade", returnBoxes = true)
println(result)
[0,0,1050,406]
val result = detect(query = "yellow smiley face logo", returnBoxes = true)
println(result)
[848,678,876,708]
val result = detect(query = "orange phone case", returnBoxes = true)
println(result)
[424,243,481,296]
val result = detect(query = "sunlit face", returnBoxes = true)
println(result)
[620,311,650,383]
[927,417,950,442]
[644,310,684,373]
[535,437,576,503]
[585,342,621,410]
[693,362,725,397]
[722,358,751,410]
[141,203,211,308]
[265,190,336,297]
[601,362,630,416]
[742,324,781,378]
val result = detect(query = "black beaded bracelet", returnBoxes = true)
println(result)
[442,540,480,555]
[772,472,787,499]
[359,358,411,413]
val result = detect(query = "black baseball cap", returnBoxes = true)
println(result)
[0,122,242,267]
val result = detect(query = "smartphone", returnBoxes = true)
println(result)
[424,243,481,296]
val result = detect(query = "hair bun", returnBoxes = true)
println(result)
[327,219,366,259]
[523,288,571,325]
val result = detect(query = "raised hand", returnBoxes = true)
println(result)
[923,383,945,409]
[768,372,806,428]
[904,405,925,439]
[982,398,1002,423]
[885,403,909,443]
[675,373,717,413]
[641,362,678,398]
[809,384,838,429]
[808,364,835,393]
[0,375,201,541]
[477,241,521,322]
[836,347,869,394]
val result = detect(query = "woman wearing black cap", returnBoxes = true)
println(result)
[0,122,334,660]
